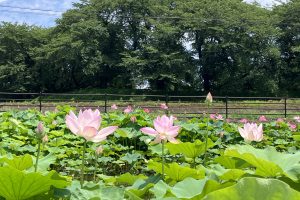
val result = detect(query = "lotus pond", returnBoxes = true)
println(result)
[0,105,300,200]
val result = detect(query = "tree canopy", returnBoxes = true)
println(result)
[0,0,299,96]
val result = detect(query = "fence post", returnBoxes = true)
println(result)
[39,92,42,112]
[104,93,107,113]
[284,97,287,118]
[165,94,169,105]
[225,96,228,119]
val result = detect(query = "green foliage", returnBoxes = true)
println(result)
[0,108,300,199]
[148,161,205,181]
[166,139,215,159]
[203,177,300,200]
[0,163,69,200]
[0,154,33,170]
[0,0,298,96]
[224,145,300,181]
[68,181,125,200]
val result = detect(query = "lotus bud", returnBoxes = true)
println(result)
[288,122,297,131]
[206,92,213,103]
[130,116,137,123]
[42,134,49,143]
[96,146,103,155]
[143,108,150,113]
[36,122,44,135]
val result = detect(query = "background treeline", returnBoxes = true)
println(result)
[0,0,299,96]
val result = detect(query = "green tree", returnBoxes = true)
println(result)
[274,0,300,96]
[174,0,280,95]
[0,23,48,92]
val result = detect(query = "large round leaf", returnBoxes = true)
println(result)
[203,177,300,200]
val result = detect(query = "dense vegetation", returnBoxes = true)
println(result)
[0,0,299,96]
[0,106,300,199]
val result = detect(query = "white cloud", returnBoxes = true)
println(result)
[245,0,287,7]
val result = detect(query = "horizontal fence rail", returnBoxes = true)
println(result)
[0,92,299,119]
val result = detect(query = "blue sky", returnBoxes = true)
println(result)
[0,0,286,27]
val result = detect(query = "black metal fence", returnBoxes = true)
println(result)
[0,92,299,119]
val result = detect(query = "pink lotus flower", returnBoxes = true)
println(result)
[111,104,118,110]
[66,109,118,142]
[143,108,150,113]
[160,103,168,110]
[288,122,297,131]
[294,116,300,123]
[215,114,223,120]
[210,114,223,120]
[124,106,133,114]
[239,118,248,123]
[130,116,137,123]
[140,115,180,144]
[258,115,268,122]
[210,114,215,119]
[238,123,263,142]
[276,118,284,123]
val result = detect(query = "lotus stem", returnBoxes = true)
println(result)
[80,139,87,188]
[203,102,210,166]
[162,140,165,181]
[94,153,98,182]
[34,139,41,172]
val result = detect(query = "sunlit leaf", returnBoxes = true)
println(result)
[0,167,69,200]
[203,177,300,200]
[166,139,215,159]
[148,161,205,181]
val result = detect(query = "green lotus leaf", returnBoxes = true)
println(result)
[0,167,69,200]
[180,123,200,132]
[203,177,300,200]
[166,139,215,159]
[126,179,154,198]
[150,180,172,199]
[120,152,142,164]
[0,154,33,170]
[225,145,300,181]
[214,156,249,169]
[151,178,226,199]
[148,161,205,181]
[29,153,57,172]
[69,181,124,200]
[208,164,247,181]
[293,135,300,142]
[171,178,207,199]
[116,172,147,185]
